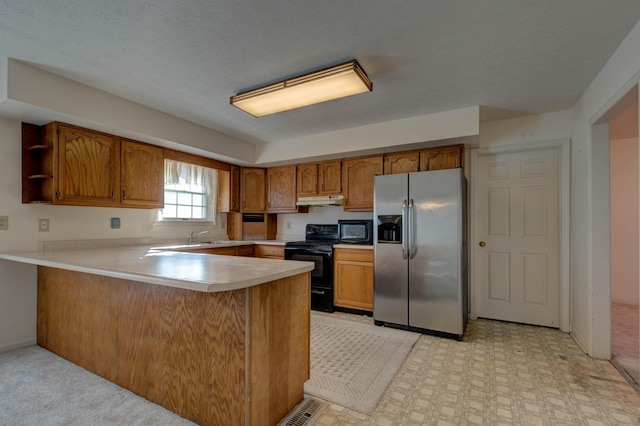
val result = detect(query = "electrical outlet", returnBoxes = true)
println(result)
[111,217,121,229]
[0,216,8,230]
[39,218,49,232]
[286,220,292,230]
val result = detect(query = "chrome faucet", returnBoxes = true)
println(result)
[188,230,209,244]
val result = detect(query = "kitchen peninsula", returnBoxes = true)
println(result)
[0,246,314,426]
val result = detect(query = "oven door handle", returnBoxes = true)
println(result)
[311,289,327,295]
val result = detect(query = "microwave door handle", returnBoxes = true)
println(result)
[401,199,408,260]
[409,198,416,260]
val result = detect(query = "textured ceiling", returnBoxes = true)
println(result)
[1,1,640,144]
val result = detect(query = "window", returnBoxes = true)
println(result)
[160,159,218,223]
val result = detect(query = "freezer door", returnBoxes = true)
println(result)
[408,168,464,335]
[373,173,408,326]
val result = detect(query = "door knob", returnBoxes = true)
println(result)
[479,241,486,247]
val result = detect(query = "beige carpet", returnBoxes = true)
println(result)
[0,346,195,425]
[305,312,419,414]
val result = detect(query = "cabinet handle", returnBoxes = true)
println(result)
[122,189,126,200]
[56,190,60,199]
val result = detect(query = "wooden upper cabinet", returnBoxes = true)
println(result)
[297,160,342,197]
[241,167,266,212]
[56,124,120,205]
[120,140,164,208]
[229,165,241,212]
[419,144,464,172]
[342,156,383,211]
[267,165,298,213]
[23,122,165,209]
[218,165,240,213]
[318,160,342,194]
[297,163,318,197]
[384,151,419,175]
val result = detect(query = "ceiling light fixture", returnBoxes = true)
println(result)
[230,60,372,117]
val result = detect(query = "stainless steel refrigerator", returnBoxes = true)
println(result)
[373,168,467,339]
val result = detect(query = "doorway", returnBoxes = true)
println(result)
[470,139,570,331]
[609,93,640,386]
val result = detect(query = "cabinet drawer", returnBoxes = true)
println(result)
[334,248,373,262]
[254,244,284,259]
[236,245,255,257]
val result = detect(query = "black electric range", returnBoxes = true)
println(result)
[284,224,339,312]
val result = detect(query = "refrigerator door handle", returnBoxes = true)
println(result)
[409,198,416,259]
[402,199,408,260]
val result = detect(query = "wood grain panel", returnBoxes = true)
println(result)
[37,266,309,426]
[254,244,284,259]
[318,160,342,194]
[121,140,164,208]
[384,151,419,174]
[419,144,464,171]
[342,156,383,211]
[37,267,119,382]
[241,168,266,212]
[267,166,298,213]
[57,125,119,204]
[249,274,310,426]
[297,163,319,197]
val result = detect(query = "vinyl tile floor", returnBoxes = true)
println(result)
[314,316,640,425]
[611,303,640,385]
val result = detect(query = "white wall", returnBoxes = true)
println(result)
[610,132,639,304]
[570,19,640,358]
[276,207,373,241]
[255,106,479,165]
[0,116,229,351]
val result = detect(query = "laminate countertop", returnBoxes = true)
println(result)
[0,246,313,293]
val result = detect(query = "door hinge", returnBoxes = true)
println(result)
[56,127,60,136]
[55,190,60,199]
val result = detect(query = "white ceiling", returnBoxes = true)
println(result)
[1,1,640,145]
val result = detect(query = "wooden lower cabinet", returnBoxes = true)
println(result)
[37,266,310,426]
[254,244,285,259]
[333,248,374,312]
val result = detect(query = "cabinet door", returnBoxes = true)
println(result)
[267,166,297,213]
[229,165,241,212]
[254,244,285,259]
[121,140,164,208]
[241,168,266,212]
[297,163,318,197]
[342,156,383,211]
[333,249,374,311]
[384,151,419,174]
[318,160,342,194]
[56,125,119,205]
[419,144,464,171]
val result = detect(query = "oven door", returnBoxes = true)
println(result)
[284,248,334,312]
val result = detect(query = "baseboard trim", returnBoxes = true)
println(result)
[0,338,37,354]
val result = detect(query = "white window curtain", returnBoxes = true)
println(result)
[164,159,219,223]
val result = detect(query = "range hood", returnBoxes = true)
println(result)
[296,195,344,206]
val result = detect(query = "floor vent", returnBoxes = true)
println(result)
[278,397,329,426]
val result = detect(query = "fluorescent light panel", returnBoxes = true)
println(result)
[230,60,372,117]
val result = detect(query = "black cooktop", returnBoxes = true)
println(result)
[285,224,339,250]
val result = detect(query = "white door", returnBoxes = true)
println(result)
[475,147,560,327]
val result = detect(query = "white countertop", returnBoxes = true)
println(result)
[0,246,313,293]
[333,244,374,250]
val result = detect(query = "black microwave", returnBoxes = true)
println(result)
[338,219,373,245]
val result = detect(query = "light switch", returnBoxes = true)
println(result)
[0,216,8,230]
